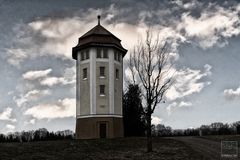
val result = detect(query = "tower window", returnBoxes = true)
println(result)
[100,67,105,77]
[103,48,108,58]
[114,51,121,62]
[80,50,89,61]
[83,68,87,79]
[85,50,89,59]
[114,51,117,60]
[116,69,119,79]
[100,85,105,95]
[97,48,101,58]
[118,53,121,61]
[97,48,108,59]
[81,52,85,60]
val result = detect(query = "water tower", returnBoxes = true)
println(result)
[72,16,127,139]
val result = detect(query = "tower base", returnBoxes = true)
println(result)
[75,116,124,139]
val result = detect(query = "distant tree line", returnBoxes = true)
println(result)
[152,121,240,137]
[123,83,240,137]
[0,128,74,142]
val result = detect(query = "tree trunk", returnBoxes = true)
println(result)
[146,113,152,152]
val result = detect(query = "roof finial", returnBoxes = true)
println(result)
[97,15,101,25]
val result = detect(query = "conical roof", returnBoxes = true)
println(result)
[72,16,127,60]
[80,24,120,40]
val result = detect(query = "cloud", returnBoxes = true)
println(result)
[6,9,102,66]
[6,124,15,132]
[63,66,76,84]
[0,124,16,134]
[237,4,240,11]
[14,66,75,109]
[40,76,74,86]
[166,64,212,101]
[29,119,36,124]
[4,1,240,67]
[0,108,16,122]
[40,77,66,86]
[21,67,75,88]
[172,0,202,10]
[224,86,240,100]
[6,48,28,67]
[13,96,27,108]
[24,119,36,126]
[166,101,192,115]
[177,5,240,49]
[6,5,185,67]
[14,89,51,107]
[7,91,14,95]
[152,116,163,125]
[24,98,75,119]
[23,69,52,80]
[25,89,51,99]
[22,65,75,84]
[39,66,76,86]
[27,17,84,58]
[179,101,192,107]
[166,102,177,115]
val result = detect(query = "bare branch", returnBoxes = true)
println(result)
[127,28,176,152]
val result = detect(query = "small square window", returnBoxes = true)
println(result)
[97,48,101,58]
[83,68,87,79]
[116,69,119,79]
[81,52,85,61]
[100,85,105,95]
[85,50,89,59]
[103,48,108,58]
[100,67,105,77]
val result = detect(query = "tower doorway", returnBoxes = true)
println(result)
[99,123,107,138]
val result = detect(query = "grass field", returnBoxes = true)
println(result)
[201,135,240,143]
[0,137,205,160]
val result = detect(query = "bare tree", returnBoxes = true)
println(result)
[128,29,174,152]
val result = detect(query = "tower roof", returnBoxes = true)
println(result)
[72,16,127,60]
[80,24,120,40]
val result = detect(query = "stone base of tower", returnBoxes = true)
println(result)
[75,116,124,139]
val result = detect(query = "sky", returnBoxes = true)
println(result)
[0,0,240,133]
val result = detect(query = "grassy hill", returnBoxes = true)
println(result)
[0,137,203,160]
